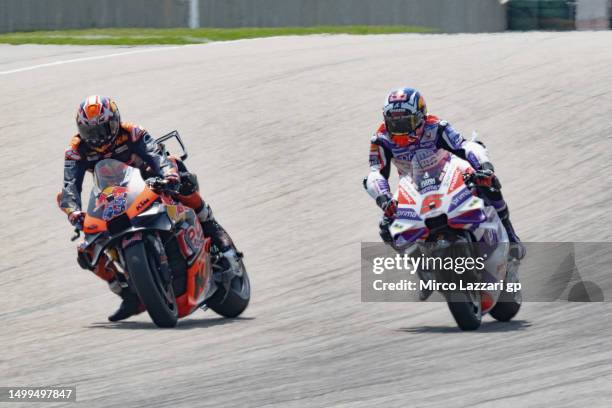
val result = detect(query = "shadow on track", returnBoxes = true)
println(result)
[397,319,532,334]
[86,316,255,330]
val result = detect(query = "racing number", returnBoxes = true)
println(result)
[421,194,443,214]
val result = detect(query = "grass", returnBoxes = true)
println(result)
[0,26,434,46]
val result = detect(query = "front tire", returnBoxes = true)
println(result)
[125,236,178,328]
[447,291,482,331]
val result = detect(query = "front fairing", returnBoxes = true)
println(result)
[391,154,487,247]
[86,159,146,221]
[81,202,176,267]
[80,159,172,266]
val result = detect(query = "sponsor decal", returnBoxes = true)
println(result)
[467,152,479,168]
[136,198,150,211]
[419,184,440,194]
[448,187,472,212]
[396,208,422,221]
[448,169,464,194]
[177,222,205,261]
[398,188,416,205]
[419,172,436,189]
[375,180,388,192]
[389,92,408,102]
[94,187,129,220]
[187,223,205,252]
[395,153,412,161]
[176,229,194,259]
[446,128,463,148]
[166,204,187,222]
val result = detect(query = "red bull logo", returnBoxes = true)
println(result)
[94,187,128,220]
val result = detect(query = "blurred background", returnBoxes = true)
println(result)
[1,0,610,34]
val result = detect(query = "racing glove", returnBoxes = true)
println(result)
[68,210,85,230]
[469,162,501,190]
[147,173,180,194]
[376,194,397,218]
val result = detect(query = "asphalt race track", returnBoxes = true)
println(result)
[1,32,612,407]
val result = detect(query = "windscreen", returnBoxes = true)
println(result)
[93,159,133,194]
[411,150,449,192]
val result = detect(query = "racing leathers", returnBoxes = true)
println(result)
[58,122,239,320]
[365,115,525,259]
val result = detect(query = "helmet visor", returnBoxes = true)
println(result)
[385,111,422,135]
[78,122,113,148]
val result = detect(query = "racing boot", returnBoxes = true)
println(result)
[197,206,242,276]
[108,288,145,322]
[379,216,394,245]
[480,187,526,261]
[499,209,526,260]
[414,264,434,301]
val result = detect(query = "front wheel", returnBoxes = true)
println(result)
[124,236,178,328]
[446,291,482,331]
[206,258,250,318]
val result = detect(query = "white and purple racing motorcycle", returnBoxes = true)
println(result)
[390,151,521,330]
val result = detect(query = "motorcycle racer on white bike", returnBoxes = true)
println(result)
[364,88,526,261]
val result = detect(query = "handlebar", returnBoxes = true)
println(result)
[146,177,180,194]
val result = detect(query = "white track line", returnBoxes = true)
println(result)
[0,45,192,76]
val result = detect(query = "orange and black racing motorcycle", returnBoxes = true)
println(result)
[73,132,250,327]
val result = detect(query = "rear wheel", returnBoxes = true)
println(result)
[490,262,522,322]
[124,235,178,328]
[207,257,250,318]
[489,298,521,322]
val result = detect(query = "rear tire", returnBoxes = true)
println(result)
[207,259,250,318]
[125,237,178,328]
[490,261,522,322]
[490,290,521,322]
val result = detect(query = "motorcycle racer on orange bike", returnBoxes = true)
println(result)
[57,95,240,322]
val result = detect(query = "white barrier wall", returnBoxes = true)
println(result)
[198,0,507,33]
[575,0,610,30]
[0,0,190,33]
[0,0,507,34]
